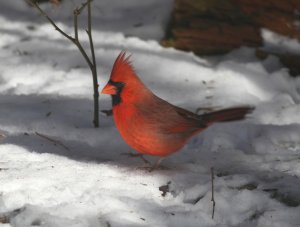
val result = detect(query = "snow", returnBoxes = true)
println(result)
[262,29,300,55]
[1,1,300,227]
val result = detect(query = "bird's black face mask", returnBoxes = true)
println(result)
[108,79,125,106]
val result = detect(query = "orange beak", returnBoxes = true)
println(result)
[101,83,117,95]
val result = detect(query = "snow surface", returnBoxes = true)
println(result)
[1,1,300,227]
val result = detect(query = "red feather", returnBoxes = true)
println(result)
[102,52,253,159]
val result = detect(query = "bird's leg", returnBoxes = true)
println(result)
[148,157,165,172]
[121,151,150,164]
[136,157,168,172]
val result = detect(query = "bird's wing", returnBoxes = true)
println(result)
[174,106,207,128]
[136,95,207,134]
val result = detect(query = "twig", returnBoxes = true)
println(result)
[74,7,79,40]
[211,167,216,219]
[86,0,99,127]
[76,1,90,13]
[35,132,70,151]
[28,0,99,127]
[28,1,73,41]
[28,0,93,68]
[87,1,95,64]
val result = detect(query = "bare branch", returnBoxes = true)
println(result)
[211,167,216,219]
[86,0,99,127]
[28,0,94,69]
[87,0,96,68]
[35,132,70,151]
[77,0,90,13]
[28,0,74,42]
[27,0,100,127]
[74,9,79,40]
[73,1,89,43]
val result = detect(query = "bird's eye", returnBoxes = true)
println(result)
[108,80,125,89]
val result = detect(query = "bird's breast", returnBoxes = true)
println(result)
[112,103,190,157]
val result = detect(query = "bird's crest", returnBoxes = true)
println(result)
[110,51,137,82]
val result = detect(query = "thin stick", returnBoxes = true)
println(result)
[72,1,89,33]
[86,0,99,127]
[28,1,73,40]
[77,1,89,13]
[35,132,70,151]
[28,0,100,127]
[211,167,216,219]
[74,8,79,40]
[28,0,93,70]
[71,3,93,68]
[87,0,96,67]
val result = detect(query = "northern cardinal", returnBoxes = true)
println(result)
[102,52,253,170]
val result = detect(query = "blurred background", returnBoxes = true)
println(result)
[28,0,300,77]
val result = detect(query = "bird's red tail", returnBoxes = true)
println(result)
[202,107,253,124]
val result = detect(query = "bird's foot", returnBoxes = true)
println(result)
[137,165,169,172]
[137,158,166,172]
[121,152,150,164]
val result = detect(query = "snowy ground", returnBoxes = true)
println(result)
[1,1,300,227]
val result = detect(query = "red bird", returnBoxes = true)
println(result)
[102,52,253,170]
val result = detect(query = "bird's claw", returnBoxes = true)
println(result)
[136,157,166,172]
[136,165,169,172]
[121,152,150,164]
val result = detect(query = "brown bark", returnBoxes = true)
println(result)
[163,0,300,54]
